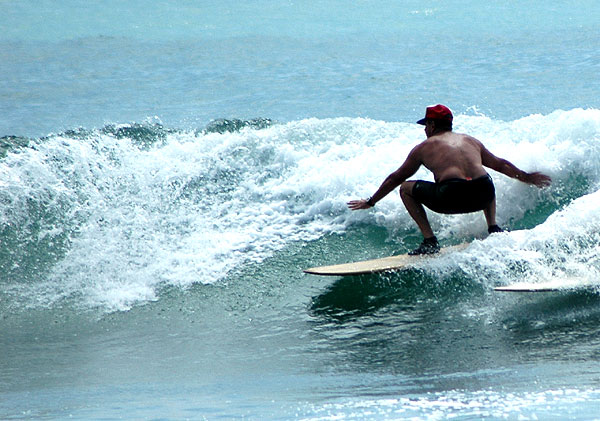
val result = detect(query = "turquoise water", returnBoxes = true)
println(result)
[2,1,600,419]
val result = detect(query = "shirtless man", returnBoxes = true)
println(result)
[348,104,552,255]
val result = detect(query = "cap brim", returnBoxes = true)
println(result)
[416,118,427,125]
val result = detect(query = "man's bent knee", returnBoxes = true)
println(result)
[400,181,416,198]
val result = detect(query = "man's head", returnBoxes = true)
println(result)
[417,104,453,133]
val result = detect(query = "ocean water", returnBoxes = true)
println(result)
[2,1,600,419]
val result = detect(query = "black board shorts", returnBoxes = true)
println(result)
[411,174,495,214]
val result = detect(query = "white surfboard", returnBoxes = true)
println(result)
[494,278,599,292]
[304,243,469,276]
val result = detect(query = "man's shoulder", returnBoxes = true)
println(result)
[421,131,456,146]
[454,131,481,142]
[444,132,483,147]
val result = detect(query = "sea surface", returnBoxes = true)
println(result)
[2,1,600,419]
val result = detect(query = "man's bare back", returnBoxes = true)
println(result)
[415,132,489,183]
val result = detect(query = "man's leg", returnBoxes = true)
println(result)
[400,181,435,239]
[483,197,496,227]
[483,197,503,233]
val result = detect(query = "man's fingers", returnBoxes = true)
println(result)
[347,199,366,210]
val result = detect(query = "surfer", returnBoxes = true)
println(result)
[348,104,552,255]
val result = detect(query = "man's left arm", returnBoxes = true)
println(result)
[480,142,551,188]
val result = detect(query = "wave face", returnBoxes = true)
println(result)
[1,108,600,311]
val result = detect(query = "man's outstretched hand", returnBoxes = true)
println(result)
[347,199,373,210]
[525,172,552,188]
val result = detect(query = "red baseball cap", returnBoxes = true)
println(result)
[416,104,453,125]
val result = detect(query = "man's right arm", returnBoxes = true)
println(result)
[348,145,423,210]
[479,141,551,188]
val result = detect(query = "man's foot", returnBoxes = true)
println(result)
[409,236,440,255]
[487,225,504,234]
